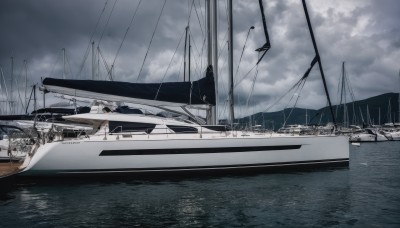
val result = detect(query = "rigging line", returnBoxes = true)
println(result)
[217,39,228,60]
[283,80,307,127]
[65,51,74,79]
[218,29,229,57]
[193,0,204,37]
[136,0,167,82]
[98,47,112,79]
[49,49,61,78]
[186,0,195,27]
[77,0,109,78]
[0,66,11,112]
[233,64,257,89]
[188,29,205,79]
[188,29,205,81]
[98,47,111,79]
[261,58,317,114]
[177,50,185,82]
[98,0,118,46]
[245,53,260,115]
[14,62,25,113]
[234,26,254,86]
[344,68,356,102]
[197,0,205,33]
[219,49,228,95]
[154,29,186,100]
[110,0,142,81]
[218,99,228,120]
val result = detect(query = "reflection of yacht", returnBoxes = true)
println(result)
[349,128,388,142]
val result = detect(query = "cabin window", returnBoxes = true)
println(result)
[167,125,198,134]
[109,121,155,134]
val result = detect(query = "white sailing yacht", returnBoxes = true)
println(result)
[14,0,349,176]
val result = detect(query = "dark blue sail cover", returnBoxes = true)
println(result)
[42,66,216,106]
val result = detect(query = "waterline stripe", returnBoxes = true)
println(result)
[58,158,349,174]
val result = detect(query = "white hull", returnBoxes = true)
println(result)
[19,134,349,176]
[383,131,400,141]
[349,133,387,142]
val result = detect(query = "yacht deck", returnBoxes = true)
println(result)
[0,162,21,178]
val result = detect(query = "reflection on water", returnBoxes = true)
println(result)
[1,142,400,227]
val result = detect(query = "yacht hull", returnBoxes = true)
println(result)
[19,135,349,176]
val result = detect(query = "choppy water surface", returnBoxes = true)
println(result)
[1,142,399,227]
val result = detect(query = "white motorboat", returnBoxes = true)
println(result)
[382,129,400,141]
[349,128,388,142]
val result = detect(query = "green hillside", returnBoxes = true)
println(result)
[235,93,399,130]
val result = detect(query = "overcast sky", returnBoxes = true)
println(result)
[0,0,399,118]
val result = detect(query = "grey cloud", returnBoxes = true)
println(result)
[0,0,399,118]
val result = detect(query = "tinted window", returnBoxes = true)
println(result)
[109,121,156,134]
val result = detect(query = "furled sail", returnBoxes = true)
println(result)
[42,66,216,107]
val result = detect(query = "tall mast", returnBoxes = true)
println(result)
[228,0,234,125]
[206,0,212,67]
[206,0,213,124]
[212,0,218,125]
[398,69,400,123]
[206,0,217,125]
[184,26,188,82]
[10,56,14,114]
[302,0,336,126]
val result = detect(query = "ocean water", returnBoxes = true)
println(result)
[0,142,399,227]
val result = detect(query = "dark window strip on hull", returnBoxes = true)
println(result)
[99,145,302,156]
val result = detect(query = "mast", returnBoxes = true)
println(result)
[228,0,234,125]
[184,26,188,82]
[205,0,217,125]
[189,34,191,82]
[24,60,28,110]
[10,56,14,114]
[305,109,308,125]
[92,41,95,80]
[379,107,381,126]
[62,48,66,79]
[97,46,100,80]
[206,0,213,124]
[398,69,400,123]
[302,0,336,126]
[212,0,218,125]
[33,84,37,113]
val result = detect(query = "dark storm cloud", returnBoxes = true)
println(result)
[0,0,399,117]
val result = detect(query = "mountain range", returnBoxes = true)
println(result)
[235,93,400,130]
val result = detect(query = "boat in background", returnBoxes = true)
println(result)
[349,128,388,142]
